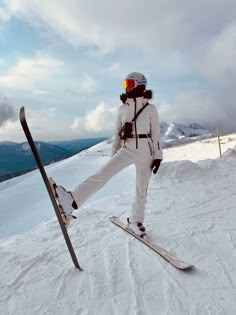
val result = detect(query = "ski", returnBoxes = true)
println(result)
[110,216,194,270]
[19,106,83,271]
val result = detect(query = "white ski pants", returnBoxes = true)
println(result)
[72,139,153,223]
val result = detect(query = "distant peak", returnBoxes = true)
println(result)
[160,122,212,145]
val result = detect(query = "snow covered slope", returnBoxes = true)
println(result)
[1,135,236,315]
[0,122,211,181]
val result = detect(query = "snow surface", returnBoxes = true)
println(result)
[1,135,236,315]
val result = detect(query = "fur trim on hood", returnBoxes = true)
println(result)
[120,89,153,104]
[143,89,153,99]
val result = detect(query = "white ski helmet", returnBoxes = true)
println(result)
[123,72,147,91]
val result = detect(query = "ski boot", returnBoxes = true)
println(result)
[49,178,78,227]
[127,218,147,238]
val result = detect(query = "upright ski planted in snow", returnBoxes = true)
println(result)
[110,216,194,270]
[19,106,83,271]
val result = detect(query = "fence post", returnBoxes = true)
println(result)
[216,128,222,158]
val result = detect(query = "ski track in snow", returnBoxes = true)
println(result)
[1,137,236,314]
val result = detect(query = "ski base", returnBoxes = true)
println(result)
[110,216,194,270]
[19,106,83,271]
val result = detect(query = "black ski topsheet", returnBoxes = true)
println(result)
[19,106,83,271]
[110,216,194,270]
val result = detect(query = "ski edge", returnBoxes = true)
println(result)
[110,216,194,270]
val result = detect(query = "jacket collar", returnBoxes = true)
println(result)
[126,96,148,107]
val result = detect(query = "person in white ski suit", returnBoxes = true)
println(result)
[50,72,163,236]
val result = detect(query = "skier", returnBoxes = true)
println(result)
[49,72,163,236]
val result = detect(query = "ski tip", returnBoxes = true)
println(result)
[19,106,25,116]
[19,106,26,123]
[109,216,117,221]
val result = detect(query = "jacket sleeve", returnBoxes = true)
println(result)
[150,105,163,160]
[111,107,122,157]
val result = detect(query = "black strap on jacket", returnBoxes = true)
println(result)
[132,102,149,148]
[131,102,149,123]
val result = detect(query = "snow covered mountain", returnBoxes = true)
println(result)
[1,133,236,314]
[161,122,212,145]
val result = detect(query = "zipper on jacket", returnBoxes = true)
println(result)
[148,142,153,156]
[134,98,138,149]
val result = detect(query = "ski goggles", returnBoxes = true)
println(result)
[123,79,147,90]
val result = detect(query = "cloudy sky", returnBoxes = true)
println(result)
[0,0,236,142]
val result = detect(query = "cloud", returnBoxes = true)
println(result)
[101,63,122,78]
[0,6,10,21]
[0,101,17,127]
[0,53,62,91]
[71,102,117,137]
[159,89,236,132]
[80,73,98,94]
[202,22,236,80]
[159,21,236,132]
[1,0,236,135]
[0,53,100,100]
[0,107,59,142]
[2,0,115,53]
[3,0,236,54]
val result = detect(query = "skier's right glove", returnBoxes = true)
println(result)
[151,159,162,174]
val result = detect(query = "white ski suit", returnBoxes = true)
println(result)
[72,96,163,223]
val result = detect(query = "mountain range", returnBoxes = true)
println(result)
[0,123,212,181]
[0,137,107,181]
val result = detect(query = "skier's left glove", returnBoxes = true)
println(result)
[151,159,162,174]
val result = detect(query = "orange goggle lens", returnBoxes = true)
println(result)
[123,79,136,90]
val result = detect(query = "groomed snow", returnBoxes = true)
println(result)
[1,135,236,315]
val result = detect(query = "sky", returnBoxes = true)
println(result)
[0,0,236,142]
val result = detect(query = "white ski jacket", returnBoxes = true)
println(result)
[112,96,163,160]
